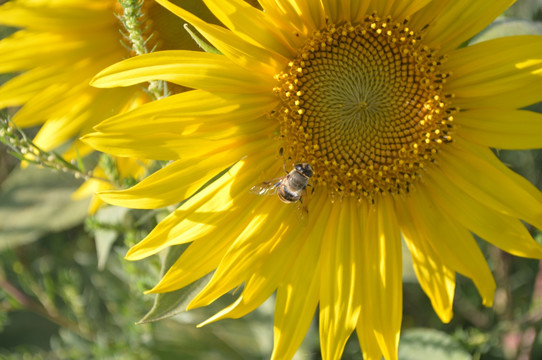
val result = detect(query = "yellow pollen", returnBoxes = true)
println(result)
[273,16,454,200]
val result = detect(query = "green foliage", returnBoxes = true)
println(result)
[183,24,221,54]
[506,0,542,20]
[117,0,169,100]
[0,166,90,250]
[90,206,130,270]
[0,159,273,359]
[470,19,542,45]
[399,328,472,360]
[138,244,211,323]
[0,227,158,359]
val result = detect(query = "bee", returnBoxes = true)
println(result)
[250,163,313,206]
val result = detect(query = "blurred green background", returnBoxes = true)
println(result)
[2,0,542,359]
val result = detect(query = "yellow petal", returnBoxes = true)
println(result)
[0,31,76,72]
[126,160,249,260]
[319,199,362,360]
[10,51,124,130]
[362,196,402,360]
[356,203,384,360]
[369,0,432,22]
[411,178,496,306]
[349,1,372,24]
[444,35,542,109]
[91,50,274,93]
[71,171,110,215]
[290,0,326,30]
[355,327,382,360]
[426,160,542,260]
[203,0,295,58]
[355,196,386,360]
[414,177,497,307]
[408,0,452,32]
[99,138,273,209]
[92,90,277,134]
[155,0,282,75]
[98,156,222,209]
[257,0,318,47]
[320,0,347,24]
[396,199,456,322]
[11,80,87,125]
[187,202,292,309]
[456,108,542,149]
[30,87,138,151]
[0,1,114,31]
[271,191,328,360]
[0,66,69,108]
[422,0,515,53]
[127,151,280,260]
[149,176,306,295]
[0,29,118,72]
[387,0,432,20]
[83,91,277,160]
[198,220,306,326]
[86,131,229,161]
[147,204,253,293]
[440,138,542,232]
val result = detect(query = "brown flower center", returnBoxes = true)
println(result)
[274,15,455,201]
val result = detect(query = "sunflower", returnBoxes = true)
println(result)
[0,0,215,212]
[84,0,542,359]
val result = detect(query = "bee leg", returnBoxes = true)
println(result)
[282,156,289,174]
[298,197,309,217]
[278,147,289,174]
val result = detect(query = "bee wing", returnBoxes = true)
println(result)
[250,178,282,196]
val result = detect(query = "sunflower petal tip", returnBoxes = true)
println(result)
[95,190,115,201]
[438,310,454,324]
[94,191,133,209]
[89,75,101,88]
[196,318,211,328]
[482,297,494,308]
[125,247,145,261]
[79,132,99,146]
[196,309,227,327]
[185,301,198,312]
[186,295,211,313]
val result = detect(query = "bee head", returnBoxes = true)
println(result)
[294,163,313,178]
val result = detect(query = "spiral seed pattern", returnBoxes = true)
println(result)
[274,15,455,200]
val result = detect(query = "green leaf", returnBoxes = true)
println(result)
[94,206,129,270]
[470,19,542,45]
[183,24,221,54]
[138,244,211,323]
[0,166,90,250]
[505,0,542,21]
[399,328,472,360]
[138,162,240,323]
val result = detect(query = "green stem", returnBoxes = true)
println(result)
[0,276,96,342]
[0,116,111,184]
[118,0,168,100]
